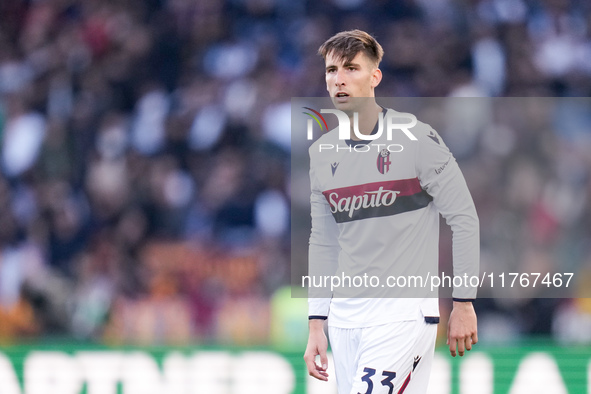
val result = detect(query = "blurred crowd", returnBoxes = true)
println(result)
[0,0,590,346]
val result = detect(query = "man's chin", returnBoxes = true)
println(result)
[331,98,356,113]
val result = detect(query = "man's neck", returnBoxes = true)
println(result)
[349,101,383,141]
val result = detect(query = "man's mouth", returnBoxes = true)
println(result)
[336,92,349,98]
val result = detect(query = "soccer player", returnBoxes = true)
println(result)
[303,30,479,394]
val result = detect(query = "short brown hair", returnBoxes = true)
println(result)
[318,29,384,67]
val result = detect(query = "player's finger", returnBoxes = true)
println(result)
[303,356,317,377]
[304,353,328,381]
[472,332,479,344]
[314,363,329,380]
[306,362,328,380]
[457,337,466,356]
[449,339,456,357]
[465,336,472,351]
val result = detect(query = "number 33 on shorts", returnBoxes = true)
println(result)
[356,367,405,394]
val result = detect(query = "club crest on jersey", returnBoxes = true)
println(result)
[377,149,391,174]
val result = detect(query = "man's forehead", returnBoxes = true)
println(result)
[325,51,370,66]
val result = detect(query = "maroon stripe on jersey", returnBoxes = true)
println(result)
[323,179,423,199]
[397,372,411,393]
[322,178,432,223]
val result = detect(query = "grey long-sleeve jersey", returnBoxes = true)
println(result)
[308,109,479,328]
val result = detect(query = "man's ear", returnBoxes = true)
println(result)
[371,68,382,88]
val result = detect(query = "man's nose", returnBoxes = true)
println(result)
[334,69,345,86]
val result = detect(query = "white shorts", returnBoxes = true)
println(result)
[328,317,437,394]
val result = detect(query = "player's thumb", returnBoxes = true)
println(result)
[319,349,328,370]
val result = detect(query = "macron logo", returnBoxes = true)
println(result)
[331,162,339,176]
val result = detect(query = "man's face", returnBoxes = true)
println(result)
[325,50,382,111]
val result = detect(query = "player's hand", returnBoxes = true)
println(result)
[303,319,329,381]
[447,301,478,357]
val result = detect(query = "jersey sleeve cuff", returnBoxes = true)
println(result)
[308,315,328,320]
[452,298,475,302]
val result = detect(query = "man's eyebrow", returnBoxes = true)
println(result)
[325,62,360,71]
